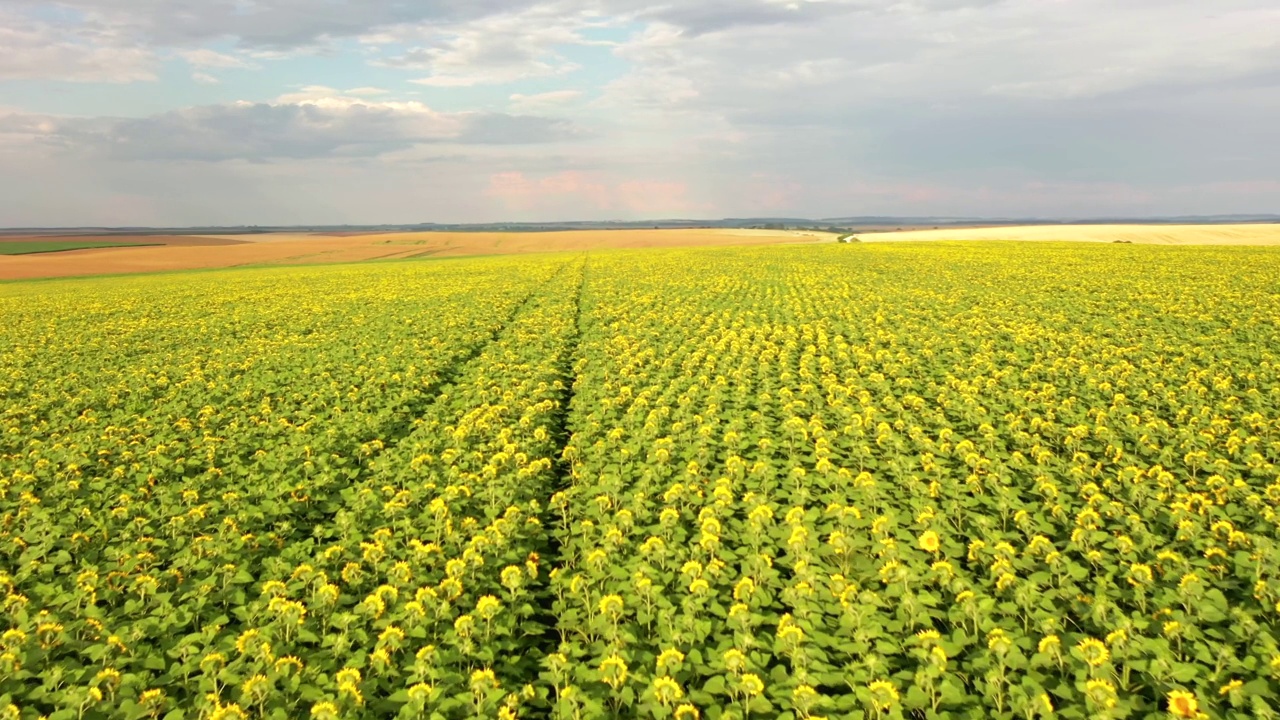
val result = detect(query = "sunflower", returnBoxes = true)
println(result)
[652,677,684,705]
[1167,690,1198,718]
[867,681,899,711]
[1076,637,1110,668]
[657,648,685,675]
[739,674,765,697]
[1084,679,1117,709]
[598,655,628,690]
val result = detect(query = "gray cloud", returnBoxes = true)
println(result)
[631,0,864,35]
[1,0,983,50]
[1,98,583,161]
[605,0,1280,111]
[591,0,1280,182]
[4,0,541,48]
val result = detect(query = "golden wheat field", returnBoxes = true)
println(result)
[858,224,1280,245]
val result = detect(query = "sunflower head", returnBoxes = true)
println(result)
[1167,690,1198,718]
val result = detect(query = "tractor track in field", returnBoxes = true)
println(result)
[523,255,589,688]
[279,260,578,545]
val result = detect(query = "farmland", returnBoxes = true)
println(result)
[0,229,834,281]
[0,240,161,256]
[2,242,1280,719]
[858,224,1280,245]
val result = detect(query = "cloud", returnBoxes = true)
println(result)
[372,9,587,87]
[631,0,865,35]
[1,93,584,162]
[2,0,1279,224]
[462,114,586,144]
[0,11,155,82]
[971,3,1280,100]
[2,0,546,48]
[178,48,256,69]
[0,0,867,49]
[595,0,1280,128]
[582,0,1280,188]
[509,90,584,112]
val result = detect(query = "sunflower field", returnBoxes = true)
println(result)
[2,243,1280,719]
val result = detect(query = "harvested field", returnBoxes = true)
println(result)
[0,228,834,280]
[859,223,1280,244]
[0,237,412,280]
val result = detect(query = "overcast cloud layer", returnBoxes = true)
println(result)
[1,0,1277,225]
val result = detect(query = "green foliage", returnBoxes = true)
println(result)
[2,243,1280,718]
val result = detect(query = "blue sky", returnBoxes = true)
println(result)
[1,0,1278,226]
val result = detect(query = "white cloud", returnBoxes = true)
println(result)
[0,11,155,82]
[374,11,587,87]
[1,92,585,162]
[191,72,221,85]
[509,90,584,112]
[178,48,256,69]
[274,86,353,103]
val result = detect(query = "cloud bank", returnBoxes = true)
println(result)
[0,0,1277,225]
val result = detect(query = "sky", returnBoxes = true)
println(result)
[1,0,1278,227]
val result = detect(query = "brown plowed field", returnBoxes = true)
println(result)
[0,229,836,280]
